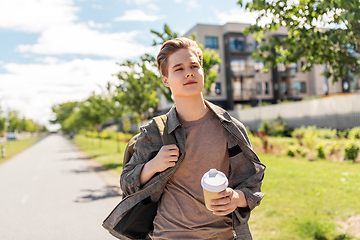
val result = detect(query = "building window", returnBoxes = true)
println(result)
[256,82,262,95]
[215,82,221,95]
[205,36,218,49]
[301,61,305,72]
[230,36,245,51]
[265,82,269,94]
[294,81,306,93]
[294,63,298,73]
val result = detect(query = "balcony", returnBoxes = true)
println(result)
[278,63,297,78]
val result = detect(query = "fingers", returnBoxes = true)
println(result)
[161,144,179,156]
[210,188,236,216]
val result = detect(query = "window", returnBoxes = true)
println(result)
[205,37,218,49]
[265,82,269,94]
[294,81,306,93]
[230,36,245,51]
[215,82,221,95]
[256,82,262,95]
[301,61,305,72]
[294,63,298,73]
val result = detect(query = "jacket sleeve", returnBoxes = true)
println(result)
[229,117,266,225]
[120,120,163,197]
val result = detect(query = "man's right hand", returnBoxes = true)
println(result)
[140,144,179,185]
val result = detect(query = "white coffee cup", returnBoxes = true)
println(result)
[201,169,228,211]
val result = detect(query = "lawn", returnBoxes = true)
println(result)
[0,137,41,164]
[249,153,360,240]
[73,135,360,240]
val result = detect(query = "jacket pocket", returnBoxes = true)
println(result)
[228,151,257,187]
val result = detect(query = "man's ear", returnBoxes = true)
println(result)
[162,76,169,87]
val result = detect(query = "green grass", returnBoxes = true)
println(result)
[249,153,360,240]
[73,135,360,239]
[0,137,41,164]
[73,134,130,174]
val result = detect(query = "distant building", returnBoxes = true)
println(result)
[184,23,360,110]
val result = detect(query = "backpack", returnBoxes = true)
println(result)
[103,114,177,239]
[122,114,176,173]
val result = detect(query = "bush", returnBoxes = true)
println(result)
[99,129,116,139]
[348,127,360,140]
[271,116,287,137]
[344,141,360,161]
[316,141,327,159]
[286,145,297,157]
[258,120,272,135]
[316,128,338,139]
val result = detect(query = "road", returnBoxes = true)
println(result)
[0,134,122,240]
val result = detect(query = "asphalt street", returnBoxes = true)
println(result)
[0,134,122,240]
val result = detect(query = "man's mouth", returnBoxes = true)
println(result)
[184,80,197,85]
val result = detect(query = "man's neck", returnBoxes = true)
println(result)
[174,95,208,122]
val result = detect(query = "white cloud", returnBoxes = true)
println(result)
[0,0,79,32]
[87,20,112,29]
[214,8,258,25]
[15,23,156,59]
[0,59,122,129]
[114,10,165,22]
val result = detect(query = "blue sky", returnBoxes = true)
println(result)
[0,0,257,131]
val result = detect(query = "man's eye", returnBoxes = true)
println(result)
[175,68,182,71]
[192,65,199,68]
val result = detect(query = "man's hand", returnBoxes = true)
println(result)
[210,188,248,216]
[140,144,179,185]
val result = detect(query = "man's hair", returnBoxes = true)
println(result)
[156,37,203,77]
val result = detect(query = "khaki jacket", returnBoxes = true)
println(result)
[111,101,265,240]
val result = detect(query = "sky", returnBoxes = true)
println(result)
[0,0,258,131]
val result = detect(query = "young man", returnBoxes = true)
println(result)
[120,37,265,239]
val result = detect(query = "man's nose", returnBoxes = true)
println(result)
[186,72,194,78]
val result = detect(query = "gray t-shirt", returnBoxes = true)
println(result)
[152,109,234,239]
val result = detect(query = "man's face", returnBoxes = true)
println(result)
[162,48,204,100]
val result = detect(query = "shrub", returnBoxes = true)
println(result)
[123,118,131,133]
[258,120,272,135]
[316,142,327,159]
[99,129,116,139]
[316,128,338,139]
[286,145,297,157]
[348,126,360,140]
[344,141,360,161]
[271,116,287,137]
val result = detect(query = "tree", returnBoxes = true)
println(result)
[151,24,222,95]
[116,58,160,123]
[0,106,6,135]
[237,0,360,83]
[52,101,81,131]
[7,111,21,132]
[78,92,113,146]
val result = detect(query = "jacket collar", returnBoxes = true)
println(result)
[165,100,231,134]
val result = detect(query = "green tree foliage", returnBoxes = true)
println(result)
[7,111,21,132]
[116,58,160,122]
[237,0,360,82]
[52,102,81,128]
[78,92,113,131]
[0,106,6,134]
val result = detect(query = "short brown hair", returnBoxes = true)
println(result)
[156,37,203,77]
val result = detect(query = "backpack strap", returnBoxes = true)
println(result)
[153,115,176,146]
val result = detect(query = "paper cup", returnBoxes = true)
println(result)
[201,169,228,211]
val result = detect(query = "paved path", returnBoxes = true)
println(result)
[0,134,122,240]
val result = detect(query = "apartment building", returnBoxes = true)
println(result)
[184,23,359,110]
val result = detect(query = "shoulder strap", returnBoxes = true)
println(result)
[153,115,176,146]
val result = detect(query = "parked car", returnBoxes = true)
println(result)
[6,132,16,140]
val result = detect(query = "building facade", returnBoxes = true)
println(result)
[185,23,360,110]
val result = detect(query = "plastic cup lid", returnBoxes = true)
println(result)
[201,169,228,192]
